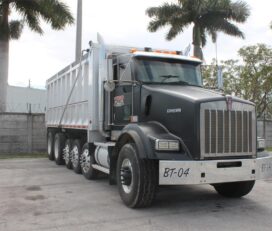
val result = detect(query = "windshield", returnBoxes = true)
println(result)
[134,57,202,86]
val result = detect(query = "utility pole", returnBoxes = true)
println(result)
[75,0,83,62]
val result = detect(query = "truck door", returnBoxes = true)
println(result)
[112,56,140,126]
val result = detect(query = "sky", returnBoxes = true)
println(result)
[8,0,272,89]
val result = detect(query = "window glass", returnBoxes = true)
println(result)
[134,57,202,86]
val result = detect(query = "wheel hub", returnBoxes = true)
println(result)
[120,158,133,194]
[63,144,70,164]
[121,167,132,186]
[81,149,91,173]
[72,146,79,167]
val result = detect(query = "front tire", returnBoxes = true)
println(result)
[117,143,157,208]
[71,139,82,174]
[80,143,98,180]
[214,181,255,198]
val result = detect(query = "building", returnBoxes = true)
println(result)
[6,85,46,113]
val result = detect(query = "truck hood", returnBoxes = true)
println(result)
[140,84,254,160]
[142,84,253,105]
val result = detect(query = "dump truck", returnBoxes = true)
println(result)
[46,35,272,208]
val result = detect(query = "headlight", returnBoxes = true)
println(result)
[155,139,180,151]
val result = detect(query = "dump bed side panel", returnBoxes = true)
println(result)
[45,44,134,132]
[46,53,94,130]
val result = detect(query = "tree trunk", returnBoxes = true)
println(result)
[0,40,9,112]
[0,1,10,112]
[192,24,203,60]
[193,45,203,60]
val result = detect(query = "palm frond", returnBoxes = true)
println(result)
[146,3,184,33]
[24,10,43,34]
[166,13,191,40]
[147,19,169,32]
[166,25,183,40]
[12,0,74,33]
[146,7,158,18]
[38,0,74,30]
[229,1,250,23]
[146,1,194,39]
[146,3,183,20]
[201,0,250,23]
[205,18,245,38]
[9,20,23,39]
[208,29,217,43]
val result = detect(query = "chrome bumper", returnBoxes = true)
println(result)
[159,154,272,185]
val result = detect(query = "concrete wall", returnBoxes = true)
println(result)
[0,113,46,154]
[257,120,272,148]
[0,113,270,154]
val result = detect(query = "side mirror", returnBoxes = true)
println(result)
[104,81,115,92]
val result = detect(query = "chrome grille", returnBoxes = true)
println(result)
[200,101,256,158]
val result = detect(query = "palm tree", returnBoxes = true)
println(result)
[0,0,74,112]
[146,0,250,59]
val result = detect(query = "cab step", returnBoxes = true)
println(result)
[92,164,110,174]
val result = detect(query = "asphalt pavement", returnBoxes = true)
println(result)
[0,158,272,231]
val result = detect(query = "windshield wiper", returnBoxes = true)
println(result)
[160,75,179,83]
[163,80,189,85]
[160,75,179,78]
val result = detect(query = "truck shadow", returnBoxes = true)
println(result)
[149,185,264,213]
[86,174,267,214]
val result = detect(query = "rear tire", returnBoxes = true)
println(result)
[117,143,157,208]
[54,133,65,165]
[81,143,99,180]
[214,181,255,198]
[63,139,73,169]
[71,139,82,174]
[47,132,55,161]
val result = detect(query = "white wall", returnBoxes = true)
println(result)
[6,85,46,113]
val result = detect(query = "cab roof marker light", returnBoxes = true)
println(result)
[144,47,152,52]
[130,48,137,53]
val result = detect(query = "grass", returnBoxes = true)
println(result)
[0,153,47,160]
[267,147,272,152]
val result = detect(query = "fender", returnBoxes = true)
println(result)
[116,121,191,160]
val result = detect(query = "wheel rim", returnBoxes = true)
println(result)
[63,143,70,165]
[81,149,91,173]
[72,146,79,168]
[120,158,133,194]
[54,138,59,159]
